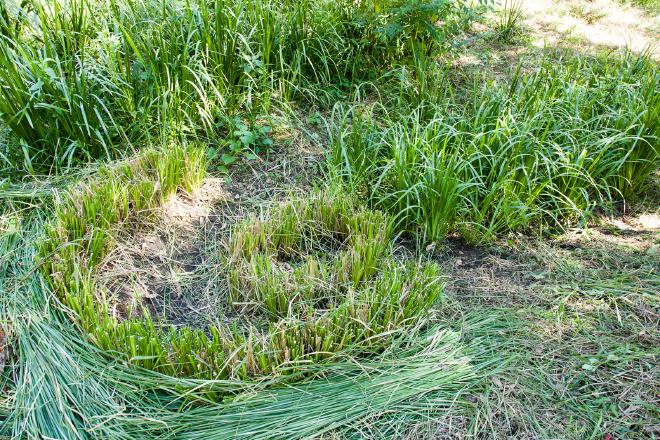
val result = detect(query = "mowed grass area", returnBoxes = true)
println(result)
[0,0,658,438]
[434,228,659,437]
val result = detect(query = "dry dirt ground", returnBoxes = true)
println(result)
[522,0,659,56]
[455,0,659,80]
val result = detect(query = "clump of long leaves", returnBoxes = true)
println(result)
[0,0,480,174]
[329,51,660,242]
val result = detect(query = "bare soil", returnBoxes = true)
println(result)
[0,327,8,374]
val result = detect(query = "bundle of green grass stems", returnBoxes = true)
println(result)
[37,145,443,381]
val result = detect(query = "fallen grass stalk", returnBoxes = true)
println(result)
[2,210,512,438]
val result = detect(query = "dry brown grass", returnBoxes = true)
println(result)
[522,0,658,56]
[452,0,659,86]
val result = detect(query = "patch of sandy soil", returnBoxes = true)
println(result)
[96,178,229,325]
[0,326,9,375]
[593,217,660,252]
[437,227,658,304]
[522,0,659,56]
[455,0,659,81]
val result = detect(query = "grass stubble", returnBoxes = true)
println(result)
[0,157,516,438]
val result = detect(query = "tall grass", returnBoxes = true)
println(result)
[0,0,478,174]
[0,0,339,171]
[491,0,525,43]
[329,51,660,242]
[0,4,127,171]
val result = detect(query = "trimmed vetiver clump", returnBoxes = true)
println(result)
[37,153,442,381]
[37,144,211,377]
[227,194,442,368]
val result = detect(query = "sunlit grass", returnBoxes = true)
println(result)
[328,50,659,242]
[1,0,658,437]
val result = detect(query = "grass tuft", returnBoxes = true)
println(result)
[328,50,659,242]
[36,157,443,382]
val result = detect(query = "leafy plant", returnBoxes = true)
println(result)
[228,117,274,156]
[208,117,274,172]
[492,0,526,43]
[347,0,482,69]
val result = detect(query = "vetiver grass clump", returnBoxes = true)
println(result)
[228,194,442,362]
[0,0,477,174]
[330,51,660,242]
[37,154,443,381]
